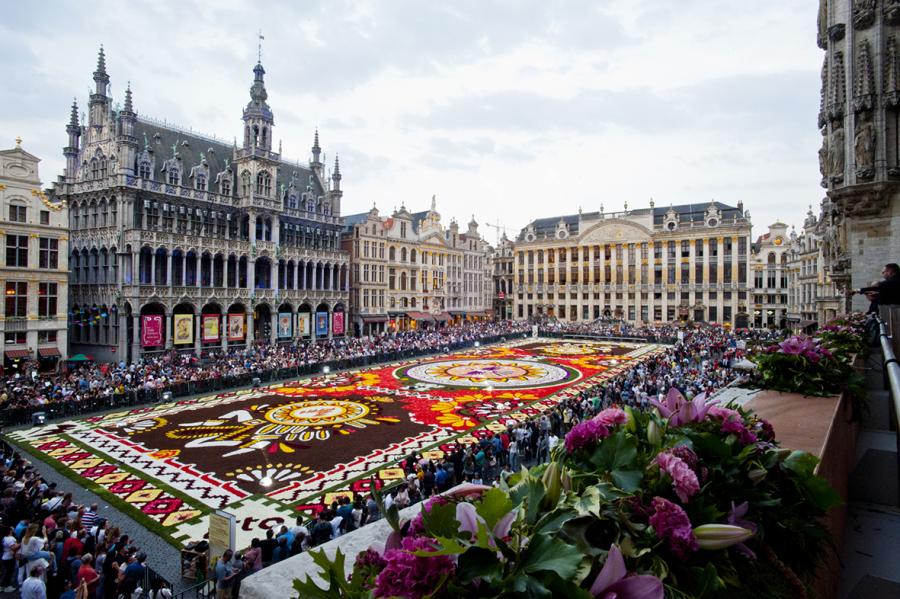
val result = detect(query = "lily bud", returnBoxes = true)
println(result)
[541,461,562,507]
[773,448,793,461]
[560,467,572,492]
[747,468,766,484]
[647,420,662,446]
[624,407,637,433]
[694,524,754,550]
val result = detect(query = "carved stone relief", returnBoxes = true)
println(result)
[885,36,900,107]
[852,40,876,113]
[853,0,877,29]
[819,133,829,188]
[828,126,845,183]
[828,51,846,121]
[886,0,900,24]
[854,116,876,179]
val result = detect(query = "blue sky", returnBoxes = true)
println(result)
[0,0,822,242]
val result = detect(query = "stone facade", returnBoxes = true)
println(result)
[0,138,69,369]
[817,0,900,309]
[55,48,349,362]
[749,223,791,328]
[512,202,752,326]
[490,234,514,320]
[785,209,843,329]
[341,198,493,335]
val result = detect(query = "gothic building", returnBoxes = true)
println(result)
[58,48,349,362]
[512,202,752,326]
[817,1,900,307]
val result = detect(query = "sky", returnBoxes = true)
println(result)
[0,0,823,244]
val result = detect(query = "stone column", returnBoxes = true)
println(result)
[165,313,173,349]
[151,253,157,285]
[224,258,230,289]
[271,310,278,345]
[182,254,187,286]
[247,312,254,345]
[248,259,256,291]
[222,314,228,351]
[716,237,725,324]
[131,314,141,361]
[194,314,201,356]
[167,253,173,287]
[273,261,279,293]
[132,252,139,285]
[328,307,333,340]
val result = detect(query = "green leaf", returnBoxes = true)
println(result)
[589,429,638,471]
[782,451,819,477]
[456,547,505,585]
[511,476,547,525]
[412,536,468,557]
[422,501,461,539]
[611,469,643,492]
[477,487,514,530]
[573,485,602,518]
[520,533,582,579]
[510,574,553,598]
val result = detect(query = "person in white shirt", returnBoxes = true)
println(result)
[20,564,46,599]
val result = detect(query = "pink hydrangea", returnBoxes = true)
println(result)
[721,418,758,445]
[374,536,456,599]
[565,419,611,453]
[648,497,698,558]
[656,452,700,503]
[593,407,628,428]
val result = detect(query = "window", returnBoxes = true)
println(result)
[196,173,207,191]
[38,330,57,344]
[167,168,180,185]
[221,178,232,196]
[6,235,28,267]
[40,210,50,225]
[8,205,26,222]
[241,171,252,196]
[139,161,152,179]
[256,171,272,196]
[39,238,58,269]
[38,282,57,318]
[5,281,27,317]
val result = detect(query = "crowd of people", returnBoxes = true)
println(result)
[0,321,532,423]
[0,443,171,599]
[0,318,791,598]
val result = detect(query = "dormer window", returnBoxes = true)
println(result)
[221,178,232,196]
[167,168,180,186]
[196,173,207,191]
[139,161,151,179]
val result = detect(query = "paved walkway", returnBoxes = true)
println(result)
[838,352,900,598]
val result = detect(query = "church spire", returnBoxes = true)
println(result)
[331,153,341,193]
[312,128,322,165]
[242,56,273,151]
[68,98,79,129]
[93,45,109,96]
[123,82,134,113]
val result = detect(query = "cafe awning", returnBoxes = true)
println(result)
[362,315,389,323]
[4,349,31,360]
[406,311,435,322]
[38,347,61,358]
[799,320,818,328]
[433,312,452,322]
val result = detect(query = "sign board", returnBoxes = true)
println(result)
[227,314,245,341]
[298,313,311,337]
[173,314,194,345]
[201,315,220,342]
[277,312,292,338]
[208,510,235,562]
[736,340,747,350]
[141,315,163,347]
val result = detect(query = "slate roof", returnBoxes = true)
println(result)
[133,118,325,199]
[518,202,743,241]
[341,212,370,231]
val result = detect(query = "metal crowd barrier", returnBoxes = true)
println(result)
[876,314,900,506]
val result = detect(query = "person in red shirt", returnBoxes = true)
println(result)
[62,531,84,564]
[77,553,100,596]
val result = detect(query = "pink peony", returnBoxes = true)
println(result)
[565,419,611,452]
[649,497,698,558]
[594,407,628,428]
[374,536,456,599]
[656,452,700,503]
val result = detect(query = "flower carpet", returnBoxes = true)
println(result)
[6,338,662,549]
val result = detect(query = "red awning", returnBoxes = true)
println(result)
[38,347,61,358]
[4,349,31,359]
[433,312,452,322]
[406,311,435,322]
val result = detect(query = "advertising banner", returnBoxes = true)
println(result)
[277,312,292,338]
[227,314,245,341]
[201,314,220,342]
[298,313,311,337]
[141,315,163,347]
[332,311,345,335]
[173,314,194,345]
[315,311,329,336]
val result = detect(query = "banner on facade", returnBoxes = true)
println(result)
[277,312,292,339]
[298,313,310,337]
[202,314,220,342]
[173,314,194,345]
[227,314,245,341]
[332,311,345,335]
[141,315,164,347]
[315,311,329,336]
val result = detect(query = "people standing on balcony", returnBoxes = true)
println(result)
[852,263,900,312]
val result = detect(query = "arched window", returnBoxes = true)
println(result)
[401,248,407,262]
[389,246,396,261]
[138,160,151,179]
[91,159,99,180]
[410,249,417,263]
[99,200,108,227]
[256,171,271,196]
[109,198,117,225]
[99,158,107,179]
[241,171,252,196]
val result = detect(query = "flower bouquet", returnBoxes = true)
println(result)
[292,389,839,599]
[815,325,867,363]
[751,335,855,397]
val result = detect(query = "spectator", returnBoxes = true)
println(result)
[21,564,47,599]
[214,549,237,599]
